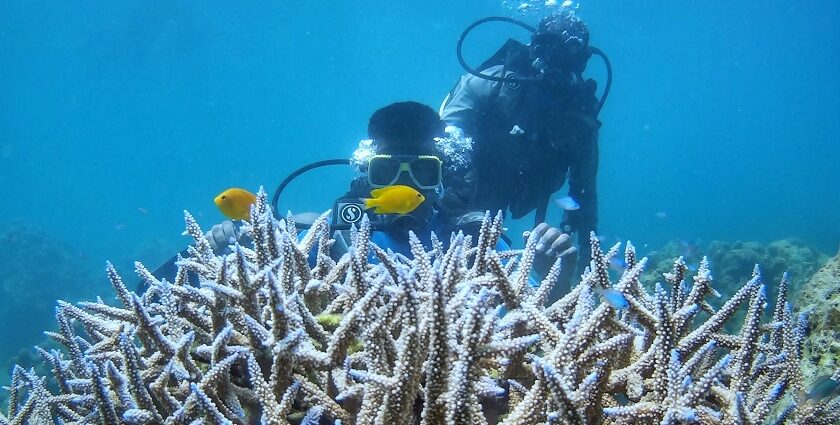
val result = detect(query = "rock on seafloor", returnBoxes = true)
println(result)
[796,246,840,381]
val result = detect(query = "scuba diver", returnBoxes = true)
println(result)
[206,101,457,258]
[339,102,459,250]
[439,10,610,274]
[206,101,575,287]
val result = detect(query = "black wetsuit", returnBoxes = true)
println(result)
[440,61,601,263]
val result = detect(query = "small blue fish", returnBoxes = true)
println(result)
[800,375,840,402]
[609,257,627,274]
[555,196,580,211]
[597,288,629,310]
[680,240,700,258]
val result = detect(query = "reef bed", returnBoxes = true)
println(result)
[2,190,837,424]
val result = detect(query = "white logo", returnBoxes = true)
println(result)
[340,204,363,223]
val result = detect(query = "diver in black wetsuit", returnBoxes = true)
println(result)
[440,11,603,276]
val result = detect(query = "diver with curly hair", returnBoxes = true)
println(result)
[206,101,574,288]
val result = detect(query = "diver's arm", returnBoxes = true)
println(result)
[564,133,599,266]
[439,66,510,214]
[439,75,482,134]
[440,67,505,134]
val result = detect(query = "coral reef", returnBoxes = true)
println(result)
[2,191,838,424]
[796,247,840,382]
[644,238,826,304]
[0,222,96,374]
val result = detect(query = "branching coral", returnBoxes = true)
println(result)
[1,189,837,424]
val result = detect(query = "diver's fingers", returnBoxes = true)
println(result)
[221,220,237,243]
[211,224,225,243]
[530,223,550,244]
[539,227,562,254]
[209,225,227,252]
[548,232,573,255]
[205,229,218,252]
[557,245,578,261]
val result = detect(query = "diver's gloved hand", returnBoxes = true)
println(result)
[205,220,252,255]
[525,223,579,303]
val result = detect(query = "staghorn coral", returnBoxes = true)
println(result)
[1,189,838,424]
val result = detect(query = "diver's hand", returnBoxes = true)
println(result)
[206,220,238,255]
[525,223,578,298]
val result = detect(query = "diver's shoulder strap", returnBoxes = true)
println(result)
[476,39,529,72]
[441,39,529,115]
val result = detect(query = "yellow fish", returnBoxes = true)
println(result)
[214,188,257,220]
[362,185,425,214]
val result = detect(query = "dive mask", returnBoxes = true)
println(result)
[530,32,589,75]
[367,154,442,190]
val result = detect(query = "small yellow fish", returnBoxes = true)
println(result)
[214,188,257,220]
[362,185,425,215]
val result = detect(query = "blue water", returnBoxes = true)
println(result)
[0,1,837,368]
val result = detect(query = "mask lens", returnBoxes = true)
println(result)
[532,33,574,66]
[409,157,442,188]
[368,157,401,187]
[532,33,562,50]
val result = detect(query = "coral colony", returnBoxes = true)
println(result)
[2,190,838,424]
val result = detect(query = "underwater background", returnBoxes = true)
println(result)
[0,0,837,383]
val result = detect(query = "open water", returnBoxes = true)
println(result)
[0,0,837,377]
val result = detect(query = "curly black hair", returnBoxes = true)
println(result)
[535,11,590,46]
[367,102,445,154]
[532,11,591,74]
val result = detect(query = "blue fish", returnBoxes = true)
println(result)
[680,240,700,259]
[555,196,580,211]
[800,375,840,402]
[598,288,629,310]
[609,257,627,273]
